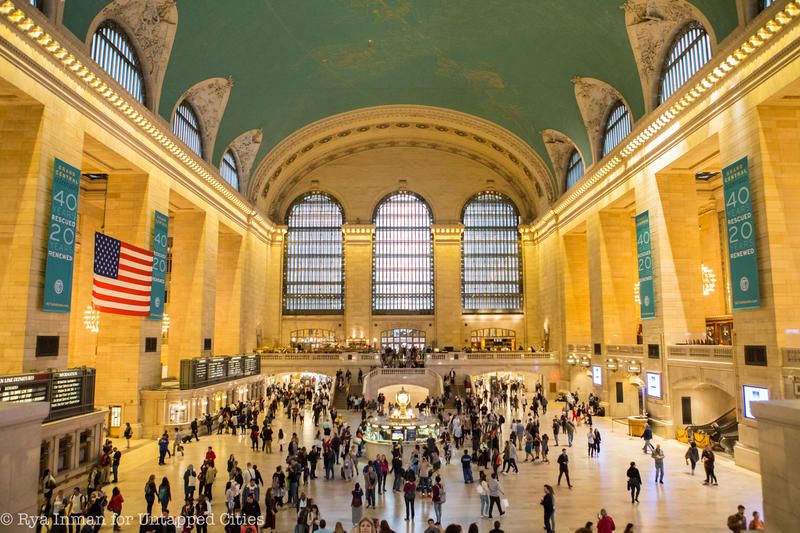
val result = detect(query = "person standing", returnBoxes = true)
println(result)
[158,476,171,513]
[557,448,572,488]
[364,465,377,509]
[487,472,505,518]
[652,445,665,484]
[685,441,699,475]
[540,484,555,533]
[195,494,209,533]
[403,477,416,521]
[748,510,765,530]
[702,445,718,485]
[158,433,169,465]
[172,427,182,458]
[626,462,641,503]
[350,482,363,526]
[587,430,596,457]
[432,476,444,525]
[597,508,616,533]
[123,423,133,449]
[191,418,200,441]
[111,447,122,483]
[727,505,747,532]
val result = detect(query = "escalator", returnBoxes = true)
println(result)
[679,407,738,453]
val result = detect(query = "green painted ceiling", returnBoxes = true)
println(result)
[62,0,739,180]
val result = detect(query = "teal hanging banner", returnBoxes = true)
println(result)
[43,158,81,312]
[149,210,169,320]
[722,156,760,310]
[635,210,656,319]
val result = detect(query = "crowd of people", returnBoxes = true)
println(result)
[34,370,766,532]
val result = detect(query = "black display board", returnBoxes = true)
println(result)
[0,368,95,422]
[180,355,260,390]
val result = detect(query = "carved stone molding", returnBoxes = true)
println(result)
[541,129,584,196]
[622,0,716,112]
[173,77,233,163]
[86,0,178,114]
[247,105,555,219]
[224,128,263,192]
[572,77,630,163]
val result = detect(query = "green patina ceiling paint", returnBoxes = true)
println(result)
[62,0,739,179]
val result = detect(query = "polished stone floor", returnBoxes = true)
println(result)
[94,407,763,532]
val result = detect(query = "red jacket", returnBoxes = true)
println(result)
[107,493,124,513]
[598,516,615,533]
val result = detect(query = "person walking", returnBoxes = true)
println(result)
[626,462,641,503]
[461,449,474,483]
[432,476,444,525]
[652,445,665,484]
[685,441,699,475]
[597,508,616,533]
[403,477,417,521]
[641,424,654,454]
[183,464,197,500]
[540,484,555,533]
[350,482,363,526]
[158,476,171,513]
[487,472,505,518]
[748,510,765,530]
[107,487,124,532]
[478,471,490,518]
[557,448,572,488]
[144,474,157,516]
[702,445,718,485]
[727,505,747,532]
[587,429,596,457]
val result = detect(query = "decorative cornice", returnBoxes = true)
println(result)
[248,105,556,217]
[0,1,277,240]
[431,223,464,242]
[527,1,800,237]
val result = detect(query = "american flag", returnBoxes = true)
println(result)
[92,232,154,316]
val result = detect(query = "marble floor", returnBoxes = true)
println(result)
[92,409,763,532]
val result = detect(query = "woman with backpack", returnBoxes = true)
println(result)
[432,476,445,525]
[158,476,172,513]
[144,474,157,516]
[350,482,364,526]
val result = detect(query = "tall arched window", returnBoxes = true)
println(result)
[91,21,146,105]
[172,101,203,157]
[462,192,522,312]
[564,149,585,190]
[284,193,344,313]
[659,22,712,104]
[373,192,434,313]
[220,149,240,190]
[602,101,631,157]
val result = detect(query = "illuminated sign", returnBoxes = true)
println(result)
[743,385,769,419]
[592,365,602,386]
[646,372,662,399]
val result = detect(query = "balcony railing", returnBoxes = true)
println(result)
[259,351,558,366]
[606,344,645,357]
[667,345,734,362]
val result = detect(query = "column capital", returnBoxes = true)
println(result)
[269,225,288,243]
[342,223,375,243]
[431,223,464,242]
[519,224,537,244]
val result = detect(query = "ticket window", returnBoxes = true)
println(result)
[78,430,92,465]
[470,329,517,351]
[168,402,189,425]
[57,436,71,471]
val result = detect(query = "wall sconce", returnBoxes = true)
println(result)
[566,354,578,365]
[633,283,640,304]
[607,359,618,371]
[161,313,171,335]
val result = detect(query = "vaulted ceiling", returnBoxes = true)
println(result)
[62,0,739,190]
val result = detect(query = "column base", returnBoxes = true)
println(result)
[733,441,761,473]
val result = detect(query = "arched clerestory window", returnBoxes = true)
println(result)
[283,192,345,313]
[372,192,434,314]
[172,101,203,157]
[658,22,712,105]
[564,149,585,190]
[602,101,632,157]
[461,191,522,312]
[220,149,240,191]
[91,20,146,105]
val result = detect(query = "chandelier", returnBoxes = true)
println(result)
[82,305,100,333]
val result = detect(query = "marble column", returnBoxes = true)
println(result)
[432,224,463,349]
[342,224,375,342]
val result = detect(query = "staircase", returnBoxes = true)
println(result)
[333,381,363,410]
[445,380,465,410]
